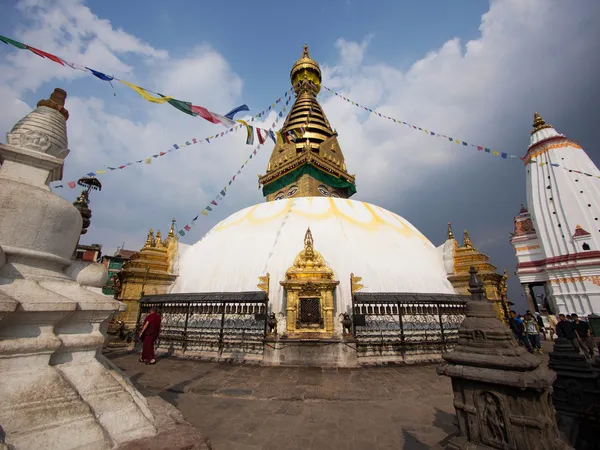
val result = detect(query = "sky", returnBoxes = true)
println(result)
[1,0,599,310]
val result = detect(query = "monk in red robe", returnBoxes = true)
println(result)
[139,307,161,364]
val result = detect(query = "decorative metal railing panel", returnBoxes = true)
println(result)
[352,293,467,353]
[137,293,268,357]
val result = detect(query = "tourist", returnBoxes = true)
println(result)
[571,314,595,358]
[547,314,558,340]
[524,312,542,353]
[139,307,161,365]
[534,312,546,339]
[556,314,579,353]
[509,310,532,351]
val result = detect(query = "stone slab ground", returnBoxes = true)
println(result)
[106,341,552,450]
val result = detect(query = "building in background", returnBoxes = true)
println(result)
[100,248,135,296]
[74,243,102,262]
[440,223,508,321]
[511,113,600,315]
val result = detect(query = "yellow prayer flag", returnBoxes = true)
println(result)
[201,210,208,216]
[120,80,172,104]
[145,158,152,164]
[245,160,249,165]
[539,162,546,166]
[95,169,106,174]
[493,151,499,156]
[455,139,461,144]
[424,130,429,134]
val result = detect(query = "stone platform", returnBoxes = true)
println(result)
[106,349,462,450]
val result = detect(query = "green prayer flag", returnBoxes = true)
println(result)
[0,35,28,49]
[166,98,197,117]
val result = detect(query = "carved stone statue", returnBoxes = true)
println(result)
[480,392,509,444]
[267,313,277,335]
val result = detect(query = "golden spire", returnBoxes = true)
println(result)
[168,218,176,238]
[304,227,315,259]
[531,112,552,135]
[144,229,154,248]
[155,230,162,246]
[447,222,454,240]
[499,269,508,296]
[463,230,472,248]
[290,44,321,94]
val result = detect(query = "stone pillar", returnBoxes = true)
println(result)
[548,338,600,448]
[0,89,175,449]
[437,267,570,449]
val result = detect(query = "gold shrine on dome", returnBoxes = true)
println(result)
[280,228,339,336]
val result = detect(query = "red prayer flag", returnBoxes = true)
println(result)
[190,105,219,124]
[184,225,191,231]
[211,200,217,206]
[119,165,126,169]
[159,152,166,156]
[192,138,197,143]
[28,46,64,65]
[477,146,483,151]
[68,181,76,189]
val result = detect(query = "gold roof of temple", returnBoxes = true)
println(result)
[259,45,356,201]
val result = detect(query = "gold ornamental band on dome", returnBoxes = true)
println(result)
[524,140,583,165]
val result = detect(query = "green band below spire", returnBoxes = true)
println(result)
[262,164,357,197]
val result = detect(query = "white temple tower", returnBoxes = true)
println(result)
[511,113,600,315]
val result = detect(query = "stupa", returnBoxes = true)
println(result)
[155,46,470,366]
[0,89,208,449]
[511,113,600,315]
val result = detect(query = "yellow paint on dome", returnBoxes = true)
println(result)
[212,198,432,244]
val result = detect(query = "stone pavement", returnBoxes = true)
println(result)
[106,343,552,450]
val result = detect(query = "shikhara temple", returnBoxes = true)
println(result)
[511,113,600,316]
[99,46,516,366]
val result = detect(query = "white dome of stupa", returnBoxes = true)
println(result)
[172,197,455,317]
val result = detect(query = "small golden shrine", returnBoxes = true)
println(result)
[280,228,339,336]
[114,219,179,328]
[446,223,507,322]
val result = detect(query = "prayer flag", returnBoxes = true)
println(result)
[211,200,217,206]
[173,144,179,149]
[120,80,172,103]
[201,211,208,216]
[551,163,559,167]
[253,149,257,155]
[224,104,249,120]
[108,167,116,171]
[217,195,223,200]
[168,98,196,116]
[455,139,460,144]
[178,230,185,236]
[268,130,277,143]
[68,181,76,189]
[462,141,468,146]
[86,68,113,82]
[206,206,213,211]
[87,172,95,177]
[257,128,266,145]
[192,138,197,144]
[0,35,27,49]
[220,190,226,196]
[493,150,499,156]
[28,46,64,65]
[96,170,106,174]
[146,158,152,164]
[484,148,491,153]
[477,146,483,150]
[501,153,508,159]
[192,215,199,221]
[184,225,191,231]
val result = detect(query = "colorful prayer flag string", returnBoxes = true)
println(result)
[50,89,294,189]
[322,85,600,180]
[0,33,246,126]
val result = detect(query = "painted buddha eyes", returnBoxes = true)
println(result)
[275,192,285,200]
[331,192,340,198]
[318,185,329,196]
[287,186,298,197]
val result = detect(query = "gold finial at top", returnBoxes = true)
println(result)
[302,43,310,59]
[463,230,472,248]
[37,88,69,120]
[576,224,582,229]
[499,269,508,296]
[447,222,454,240]
[168,218,176,237]
[531,112,552,135]
[155,230,162,246]
[304,227,314,258]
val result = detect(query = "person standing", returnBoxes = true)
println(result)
[524,311,542,353]
[534,312,546,340]
[556,313,579,353]
[139,307,161,365]
[571,313,595,358]
[509,310,532,351]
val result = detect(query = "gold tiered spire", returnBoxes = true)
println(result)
[259,45,356,201]
[531,112,552,135]
[447,222,454,240]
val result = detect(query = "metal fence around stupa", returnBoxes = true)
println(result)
[351,293,468,357]
[136,292,268,358]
